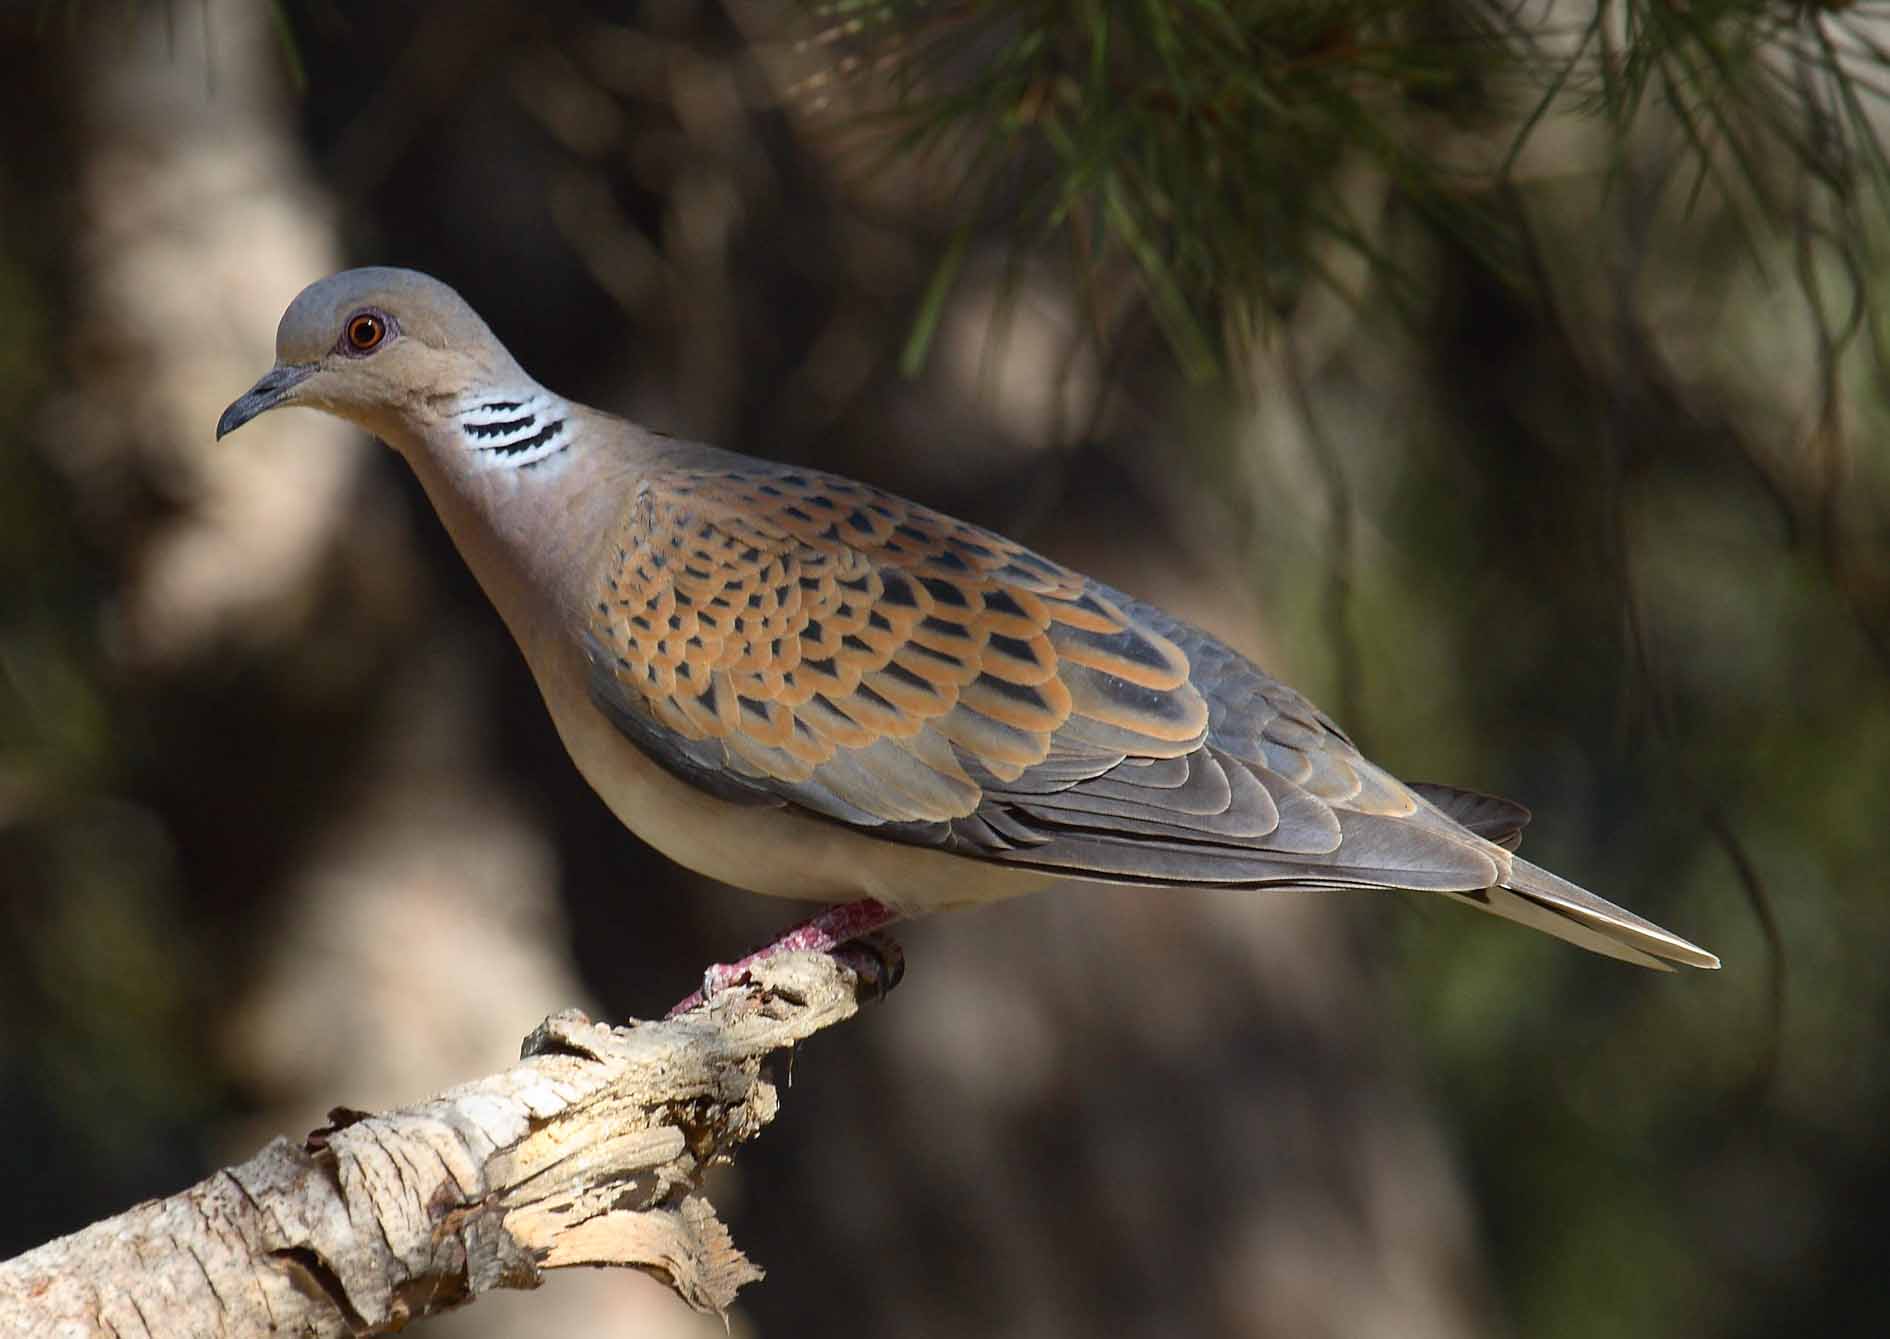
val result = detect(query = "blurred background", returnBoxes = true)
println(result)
[2,2,1885,1336]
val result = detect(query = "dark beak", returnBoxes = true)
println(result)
[215,363,316,440]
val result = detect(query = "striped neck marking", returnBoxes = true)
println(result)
[458,393,571,469]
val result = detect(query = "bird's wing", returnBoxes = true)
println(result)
[582,462,1499,893]
[1407,784,1531,850]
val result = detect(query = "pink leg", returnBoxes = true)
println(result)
[666,898,904,1017]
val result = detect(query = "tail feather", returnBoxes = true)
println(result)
[1450,855,1719,970]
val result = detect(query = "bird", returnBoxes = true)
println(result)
[216,267,1718,1007]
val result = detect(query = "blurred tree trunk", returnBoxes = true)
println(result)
[38,4,719,1334]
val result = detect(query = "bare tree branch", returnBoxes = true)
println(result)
[0,953,870,1337]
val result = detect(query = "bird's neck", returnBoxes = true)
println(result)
[388,385,660,657]
[443,389,577,470]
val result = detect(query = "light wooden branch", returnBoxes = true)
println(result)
[0,952,869,1337]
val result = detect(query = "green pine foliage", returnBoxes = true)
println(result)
[816,0,1890,378]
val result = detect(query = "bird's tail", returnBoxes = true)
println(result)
[1448,855,1720,970]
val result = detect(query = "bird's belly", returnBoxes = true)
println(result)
[534,654,1047,913]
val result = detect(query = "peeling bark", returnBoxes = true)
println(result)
[0,953,866,1337]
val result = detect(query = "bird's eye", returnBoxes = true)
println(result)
[342,311,389,354]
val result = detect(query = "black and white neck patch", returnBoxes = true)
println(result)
[458,394,570,469]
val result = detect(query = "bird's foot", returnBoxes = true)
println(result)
[666,897,904,1018]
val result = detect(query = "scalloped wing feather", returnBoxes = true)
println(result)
[586,466,1534,891]
[587,466,1207,814]
[581,463,1508,892]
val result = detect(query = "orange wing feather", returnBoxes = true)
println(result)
[584,461,1506,900]
[587,466,1210,826]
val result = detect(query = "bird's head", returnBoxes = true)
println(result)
[216,268,526,447]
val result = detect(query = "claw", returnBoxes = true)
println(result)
[834,930,905,1002]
